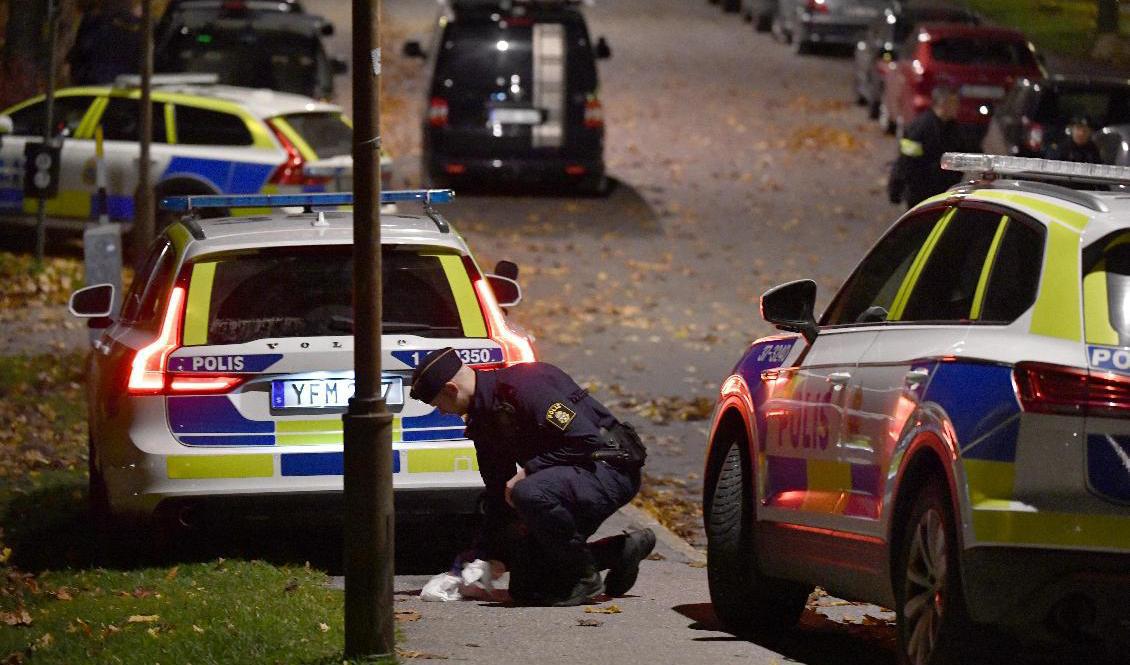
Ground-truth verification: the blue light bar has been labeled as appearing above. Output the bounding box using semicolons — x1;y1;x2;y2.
159;189;455;212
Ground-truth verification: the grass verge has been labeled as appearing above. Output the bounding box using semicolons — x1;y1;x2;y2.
0;354;394;665
963;0;1130;60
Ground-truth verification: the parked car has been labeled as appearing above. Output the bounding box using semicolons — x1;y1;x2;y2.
774;0;889;55
404;0;611;193
741;0;777;32
68;190;536;531
880;23;1044;138
984;75;1130;159
155;0;345;100
853;3;980;119
0;78;389;237
705;152;1130;663
1095;123;1130;165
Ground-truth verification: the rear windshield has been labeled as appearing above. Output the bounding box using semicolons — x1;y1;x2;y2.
181;246;481;345
930;38;1035;67
1084;232;1130;347
280;112;352;158
161;30;321;95
1036;87;1130;127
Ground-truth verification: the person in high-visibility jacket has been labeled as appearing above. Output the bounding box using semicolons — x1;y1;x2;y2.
887;85;965;208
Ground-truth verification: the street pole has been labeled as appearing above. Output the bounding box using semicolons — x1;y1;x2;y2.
34;0;59;264
343;0;393;658
134;0;155;263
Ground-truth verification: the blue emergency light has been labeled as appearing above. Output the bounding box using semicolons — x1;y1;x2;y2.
159;189;455;212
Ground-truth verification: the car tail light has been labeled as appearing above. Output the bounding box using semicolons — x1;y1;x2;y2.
127;286;246;395
1023;118;1044;153
583;95;603;129
565;165;586;176
444;163;467;175
428;97;449;128
1013;361;1130;418
806;0;829;13
267;120;329;186
473;278;536;366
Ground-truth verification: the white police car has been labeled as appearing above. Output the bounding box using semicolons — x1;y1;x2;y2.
705;155;1130;662
68;190;534;529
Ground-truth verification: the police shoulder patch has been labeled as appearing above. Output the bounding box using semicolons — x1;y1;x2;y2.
546;402;576;431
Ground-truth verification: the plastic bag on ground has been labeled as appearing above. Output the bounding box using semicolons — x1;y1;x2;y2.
420;572;462;602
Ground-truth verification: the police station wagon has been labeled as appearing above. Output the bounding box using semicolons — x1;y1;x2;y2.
705;154;1130;663
68;190;534;531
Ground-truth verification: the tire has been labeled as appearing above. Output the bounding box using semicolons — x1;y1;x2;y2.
706;438;809;638
894;480;971;665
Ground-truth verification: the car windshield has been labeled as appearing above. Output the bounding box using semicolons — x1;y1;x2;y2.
187;246;468;345
162;29;321;95
930;38;1035;67
1036;87;1130;126
281;112;352;158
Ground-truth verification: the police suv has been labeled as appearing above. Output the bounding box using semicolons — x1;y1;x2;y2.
68;190;534;530
705;155;1130;662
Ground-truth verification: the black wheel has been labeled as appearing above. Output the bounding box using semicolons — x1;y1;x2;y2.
894;480;971;665
88;439;111;531
706;438;809;638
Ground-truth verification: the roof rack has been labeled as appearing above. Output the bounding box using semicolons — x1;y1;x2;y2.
159;189;456;233
942;152;1130;187
112;73;221;88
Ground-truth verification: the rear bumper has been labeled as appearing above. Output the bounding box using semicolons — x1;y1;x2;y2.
962;545;1130;650
799;15;871;44
426;154;605;186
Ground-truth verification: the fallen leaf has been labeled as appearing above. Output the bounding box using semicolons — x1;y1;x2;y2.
583;605;621;614
32;633;52;650
687;560;707;568
165;567;179;581
395;609;422;622
146;627;161;638
52;588;72;601
576;618;603;627
396;648;448;660
127;615;159;624
192;625;205;634
318;622;330;632
1;610;32;626
284;579;299;593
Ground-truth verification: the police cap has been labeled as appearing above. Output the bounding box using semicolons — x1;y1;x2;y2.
409;347;463;404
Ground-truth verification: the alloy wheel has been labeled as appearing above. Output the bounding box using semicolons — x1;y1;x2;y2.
903;507;947;665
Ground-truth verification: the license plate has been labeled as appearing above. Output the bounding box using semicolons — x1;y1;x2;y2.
271;377;403;409
489;108;542;125
960;85;1005;100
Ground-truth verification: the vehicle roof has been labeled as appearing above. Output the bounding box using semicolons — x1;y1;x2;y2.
47;84;340;117
167;6;328;36
954;180;1130;245
916;23;1029;41
177;212;471;259
449;0;586;22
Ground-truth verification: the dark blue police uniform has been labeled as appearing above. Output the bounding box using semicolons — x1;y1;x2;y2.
464;362;640;601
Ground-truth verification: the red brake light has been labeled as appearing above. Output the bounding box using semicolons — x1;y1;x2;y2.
168;375;245;394
428;97;450;128
806;0;829;13
1013;362;1130;418
473;278;536;366
128;287;186;395
583;95;603;129
267;120;329;186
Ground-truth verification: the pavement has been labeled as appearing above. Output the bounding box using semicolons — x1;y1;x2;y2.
329;506;897;665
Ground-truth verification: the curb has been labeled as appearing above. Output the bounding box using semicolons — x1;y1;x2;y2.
617;503;706;564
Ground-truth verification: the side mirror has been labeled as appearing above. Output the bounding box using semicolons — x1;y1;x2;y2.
486;274;522;308
493;259;519;281
0;114;11;134
69;284;115;328
331;57;348;75
595;37;611;59
402;40;426;59
320;21;335;37
760;279;818;344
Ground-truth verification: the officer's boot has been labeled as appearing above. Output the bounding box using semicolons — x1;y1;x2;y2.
549;547;603;607
602;528;656;596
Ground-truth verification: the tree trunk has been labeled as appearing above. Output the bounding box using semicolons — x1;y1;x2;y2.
1098;0;1120;35
0;0;81;109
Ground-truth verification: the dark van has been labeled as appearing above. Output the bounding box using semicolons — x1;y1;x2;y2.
404;0;611;193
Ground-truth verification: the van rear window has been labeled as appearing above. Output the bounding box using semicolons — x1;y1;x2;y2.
930;38;1035;67
181;246;479;345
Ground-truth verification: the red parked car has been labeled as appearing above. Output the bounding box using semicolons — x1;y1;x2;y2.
879;23;1044;138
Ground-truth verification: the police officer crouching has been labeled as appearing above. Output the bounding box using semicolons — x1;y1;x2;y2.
410;348;656;606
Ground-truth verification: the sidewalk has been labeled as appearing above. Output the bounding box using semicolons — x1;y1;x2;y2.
338;506;896;665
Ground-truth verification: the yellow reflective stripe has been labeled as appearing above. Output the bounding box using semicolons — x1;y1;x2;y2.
964;459;1015;505
972;509;1130;550
25;190;90;217
277;419;343;434
167;223;192;255
277;433;341;446
889;208;955;320
1030;222;1082;340
970;216;1009;320
404;447;479;473
806;459;850;493
269;116;317;160
1083;268;1119;345
182;261;216;346
77;97;108;138
899;138;924;157
164;103;177;143
167;454;274;479
430;254;488;337
971;190;1090;232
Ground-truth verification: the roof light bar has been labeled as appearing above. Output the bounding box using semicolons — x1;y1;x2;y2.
942;152;1130;186
159;189;455;212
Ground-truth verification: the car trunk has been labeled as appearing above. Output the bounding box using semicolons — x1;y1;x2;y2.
928;37;1041;124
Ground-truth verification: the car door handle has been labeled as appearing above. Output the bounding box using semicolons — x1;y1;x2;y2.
904;369;929;385
826;372;852;385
